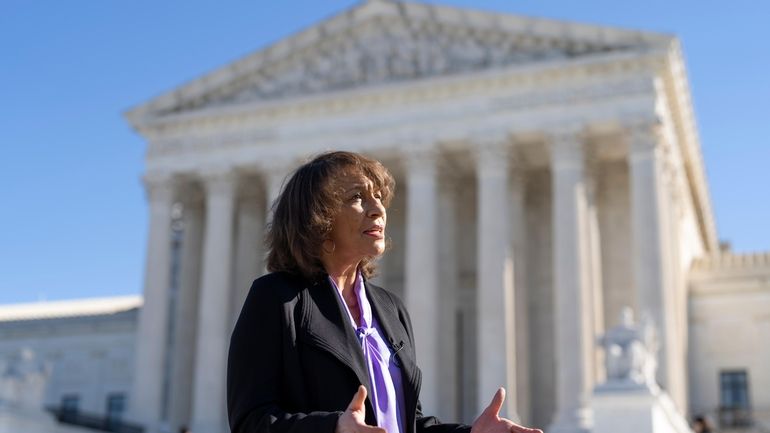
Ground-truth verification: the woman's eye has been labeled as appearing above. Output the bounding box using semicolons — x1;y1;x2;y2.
351;193;363;201
374;192;383;200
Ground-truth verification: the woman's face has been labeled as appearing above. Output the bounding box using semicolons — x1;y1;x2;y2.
327;173;387;265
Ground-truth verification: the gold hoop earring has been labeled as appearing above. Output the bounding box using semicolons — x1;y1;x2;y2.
322;239;336;255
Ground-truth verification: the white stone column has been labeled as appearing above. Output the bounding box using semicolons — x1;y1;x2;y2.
475;137;519;420
510;161;531;424
129;173;176;433
168;198;203;432
628;120;677;406
436;173;459;422
585;160;606;385
262;164;291;275
232;188;264;327
548;128;594;433
264;165;290;219
404;148;440;414
191;169;237;433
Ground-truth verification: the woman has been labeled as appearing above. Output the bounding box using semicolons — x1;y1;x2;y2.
227;151;541;433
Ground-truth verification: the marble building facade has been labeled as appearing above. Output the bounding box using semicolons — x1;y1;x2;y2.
124;1;714;432
0;1;754;433
0;296;140;422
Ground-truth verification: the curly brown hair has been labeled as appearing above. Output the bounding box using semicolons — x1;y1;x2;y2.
266;151;395;280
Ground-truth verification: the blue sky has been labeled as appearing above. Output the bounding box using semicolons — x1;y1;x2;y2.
1;0;768;304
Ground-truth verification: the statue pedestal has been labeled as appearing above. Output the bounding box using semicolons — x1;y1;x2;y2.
592;385;692;433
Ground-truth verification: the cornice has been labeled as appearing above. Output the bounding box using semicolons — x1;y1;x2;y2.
689;252;770;299
0;296;143;323
691;251;770;273
658;41;718;253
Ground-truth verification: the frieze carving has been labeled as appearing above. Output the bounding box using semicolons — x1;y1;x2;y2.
491;77;652;111
148;128;276;158
164;9;646;115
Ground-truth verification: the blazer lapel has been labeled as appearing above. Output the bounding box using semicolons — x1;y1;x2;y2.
301;279;373;401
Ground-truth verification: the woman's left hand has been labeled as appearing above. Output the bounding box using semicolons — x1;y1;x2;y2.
470;388;543;433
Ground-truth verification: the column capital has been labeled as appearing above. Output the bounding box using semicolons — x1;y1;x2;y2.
142;171;176;204
548;125;585;168
256;158;298;217
626;117;664;156
405;146;439;175
199;166;238;198
261;156;299;190
469;129;509;146
472;132;511;172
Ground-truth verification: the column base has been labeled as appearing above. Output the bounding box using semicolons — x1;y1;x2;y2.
547;407;593;433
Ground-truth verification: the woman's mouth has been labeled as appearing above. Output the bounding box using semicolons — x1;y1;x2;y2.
363;226;384;239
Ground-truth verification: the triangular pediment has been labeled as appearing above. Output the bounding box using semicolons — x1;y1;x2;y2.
128;0;672;122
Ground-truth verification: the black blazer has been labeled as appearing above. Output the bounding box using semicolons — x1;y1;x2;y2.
227;271;471;433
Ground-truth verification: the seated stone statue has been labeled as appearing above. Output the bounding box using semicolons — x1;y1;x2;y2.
0;348;50;409
597;307;659;391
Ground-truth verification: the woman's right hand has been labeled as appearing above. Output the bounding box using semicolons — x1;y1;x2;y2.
471;388;542;433
336;386;387;433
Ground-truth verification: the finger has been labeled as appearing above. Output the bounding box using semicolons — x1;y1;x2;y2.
483;387;505;418
359;427;386;433
503;417;542;433
347;385;367;412
509;423;543;433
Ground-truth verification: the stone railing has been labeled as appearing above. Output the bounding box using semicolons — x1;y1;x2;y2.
691;251;770;272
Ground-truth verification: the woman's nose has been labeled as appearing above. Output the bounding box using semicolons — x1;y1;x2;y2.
367;199;385;218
